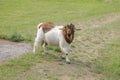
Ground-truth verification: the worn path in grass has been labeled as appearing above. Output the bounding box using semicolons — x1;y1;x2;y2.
0;39;32;63
74;13;120;62
70;13;120;80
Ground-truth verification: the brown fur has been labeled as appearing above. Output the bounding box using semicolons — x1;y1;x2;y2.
62;24;75;44
39;22;56;33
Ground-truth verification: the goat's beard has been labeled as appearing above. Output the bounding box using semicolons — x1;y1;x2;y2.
62;30;74;44
67;34;73;41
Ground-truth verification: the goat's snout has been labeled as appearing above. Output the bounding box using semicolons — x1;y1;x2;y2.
68;33;71;37
67;29;72;36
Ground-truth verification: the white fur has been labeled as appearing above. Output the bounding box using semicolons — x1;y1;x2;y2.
33;23;71;63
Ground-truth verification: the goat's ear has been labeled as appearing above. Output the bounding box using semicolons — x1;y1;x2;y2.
70;23;76;31
73;27;76;32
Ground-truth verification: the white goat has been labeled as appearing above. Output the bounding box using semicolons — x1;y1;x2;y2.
33;22;75;64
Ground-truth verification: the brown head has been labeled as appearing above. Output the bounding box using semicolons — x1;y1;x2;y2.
62;23;75;44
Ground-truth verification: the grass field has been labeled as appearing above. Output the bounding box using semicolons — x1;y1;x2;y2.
0;0;120;80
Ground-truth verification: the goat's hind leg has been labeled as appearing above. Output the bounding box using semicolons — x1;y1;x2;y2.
33;38;38;54
42;42;49;54
33;37;42;54
33;27;45;54
33;34;44;54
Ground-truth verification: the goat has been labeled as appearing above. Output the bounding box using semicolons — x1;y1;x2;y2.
33;22;75;64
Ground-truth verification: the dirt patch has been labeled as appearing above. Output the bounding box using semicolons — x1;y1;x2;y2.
19;61;102;80
0;39;32;63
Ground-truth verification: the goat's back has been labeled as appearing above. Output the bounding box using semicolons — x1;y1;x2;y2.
45;26;63;46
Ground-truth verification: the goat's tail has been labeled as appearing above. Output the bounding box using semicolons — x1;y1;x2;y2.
37;23;43;29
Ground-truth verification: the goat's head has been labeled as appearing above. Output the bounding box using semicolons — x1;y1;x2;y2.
62;23;75;44
65;23;75;36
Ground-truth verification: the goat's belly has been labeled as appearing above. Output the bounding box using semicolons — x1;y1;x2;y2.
45;32;59;46
46;38;59;46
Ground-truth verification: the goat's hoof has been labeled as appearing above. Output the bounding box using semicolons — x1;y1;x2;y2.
67;62;71;64
61;56;65;59
33;51;36;54
66;61;71;64
33;53;36;54
43;51;49;54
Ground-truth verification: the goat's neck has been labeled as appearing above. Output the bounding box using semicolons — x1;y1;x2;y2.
62;31;74;44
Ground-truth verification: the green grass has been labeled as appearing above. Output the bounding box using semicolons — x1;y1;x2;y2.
0;0;120;80
0;0;120;42
0;52;59;80
94;38;120;80
91;18;120;80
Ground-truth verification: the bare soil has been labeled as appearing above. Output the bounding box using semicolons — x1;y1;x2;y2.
0;39;32;63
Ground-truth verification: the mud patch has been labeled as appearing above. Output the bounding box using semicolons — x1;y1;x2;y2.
0;39;32;63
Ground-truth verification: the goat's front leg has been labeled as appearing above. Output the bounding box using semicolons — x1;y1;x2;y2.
66;54;70;64
60;46;71;64
64;50;70;64
59;44;66;59
61;52;65;59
